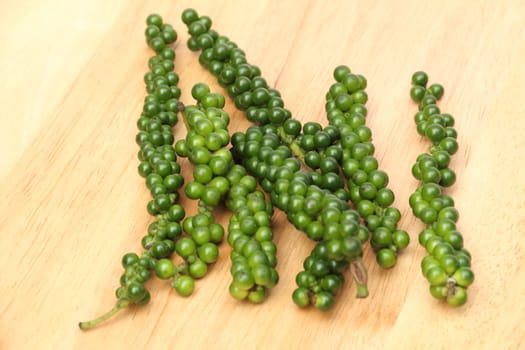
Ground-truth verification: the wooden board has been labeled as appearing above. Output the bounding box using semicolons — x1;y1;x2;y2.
1;1;525;349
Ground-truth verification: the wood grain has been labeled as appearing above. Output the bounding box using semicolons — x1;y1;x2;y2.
1;1;525;349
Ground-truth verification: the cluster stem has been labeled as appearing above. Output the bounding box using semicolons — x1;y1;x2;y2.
78;299;130;330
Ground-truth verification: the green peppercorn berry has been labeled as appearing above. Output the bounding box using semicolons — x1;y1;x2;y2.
368;170;389;188
149;37;165;52
324;239;342;260
419;95;437;111
437;253;458;275
366;215;381;231
187;37;199;51
416;121;428;136
342;74;361;93
162;28;177;44
423;104;440;117
412;71;428;87
295;271;314;288
439;137;459;155
372;226;392;247
146;14;163;27
333;65;351;82
428;83;444;99
410;85;426;102
316;174;337;192
162;48;176;61
429;285;447;300
189;259;208;279
419;207;438;224
320;275;343;294
456;255;471;268
432;242;455;260
314;292;335;311
452;267;474;288
173;275;195;297
309;257;331;277
421;255;440;275
376;188;395;207
447;286;467;307
420;183;441;201
199;16;212;30
145;25;161;40
352;90;368;104
439;195;454;208
357;199;375;217
155;258;175;279
393;230;410;249
166;222;182;239
281;118;300;137
248;287;267;304
198;242;219;264
292;288;310;307
335;94;353;111
438;207;459;222
314;131;332;148
175;237;196;258
425;124;446;143
358;182;377;200
376;249;396;268
153;160;172;177
233;270;255;290
341;237;362;259
441;113;455;127
196;33;214;50
424;236;444;255
421;167;441;183
191;83;211;101
229;282;249;300
164;174;184;192
185;181;205;199
192;225;211;245
434;218;455;235
425;266;448;286
154;193;172;212
127;282;146;302
189;20;207;37
439;168;456;187
192;164;212;184
201;186;222;207
121;252;140;268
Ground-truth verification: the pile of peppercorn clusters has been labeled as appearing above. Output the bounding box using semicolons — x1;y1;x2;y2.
79;9;473;330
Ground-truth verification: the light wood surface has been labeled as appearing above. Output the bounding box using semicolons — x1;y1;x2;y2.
1;1;525;349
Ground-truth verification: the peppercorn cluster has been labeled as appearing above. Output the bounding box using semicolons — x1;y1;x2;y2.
175;83;279;302
226;164;278;303
409;71;474;307
79;14;185;330
325;66;410;268
122;13;185;307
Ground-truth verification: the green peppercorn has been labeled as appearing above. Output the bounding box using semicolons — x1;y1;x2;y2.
412;71;428;87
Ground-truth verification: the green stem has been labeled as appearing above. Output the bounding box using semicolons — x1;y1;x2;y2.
176;261;189;275
277;126;305;163
180;104;190;131
289;142;306;163
350;258;369;298
79;299;130;330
